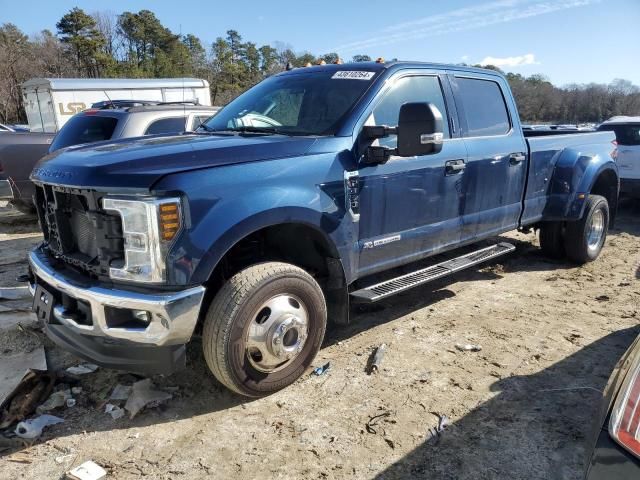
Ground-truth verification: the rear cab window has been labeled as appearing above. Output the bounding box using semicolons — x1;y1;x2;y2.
50;114;118;151
455;77;511;137
597;124;640;146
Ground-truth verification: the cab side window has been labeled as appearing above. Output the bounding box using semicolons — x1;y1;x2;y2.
145;116;187;135
370;76;450;148
456;77;510;137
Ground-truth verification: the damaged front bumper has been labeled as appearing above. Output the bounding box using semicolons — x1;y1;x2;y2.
28;248;206;374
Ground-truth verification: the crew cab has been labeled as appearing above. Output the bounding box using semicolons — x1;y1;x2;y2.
26;62;619;397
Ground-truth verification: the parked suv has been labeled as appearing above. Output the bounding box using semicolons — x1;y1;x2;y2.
597;116;640;197
0;101;220;212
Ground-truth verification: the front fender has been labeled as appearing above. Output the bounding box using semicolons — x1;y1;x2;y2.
154;156;355;286
543;145;618;221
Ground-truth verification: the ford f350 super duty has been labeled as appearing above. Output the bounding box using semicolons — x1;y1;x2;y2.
26;62;619;397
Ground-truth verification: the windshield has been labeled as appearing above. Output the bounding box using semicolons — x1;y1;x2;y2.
202;70;378;136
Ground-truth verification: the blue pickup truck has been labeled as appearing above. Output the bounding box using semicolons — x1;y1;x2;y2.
27;62;618;396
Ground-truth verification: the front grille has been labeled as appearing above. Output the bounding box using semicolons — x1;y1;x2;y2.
34;184;124;278
70;209;98;257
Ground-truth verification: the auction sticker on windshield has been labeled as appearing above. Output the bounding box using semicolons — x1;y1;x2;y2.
332;71;376;80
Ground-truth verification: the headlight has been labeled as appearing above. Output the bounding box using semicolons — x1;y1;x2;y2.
102;196;182;283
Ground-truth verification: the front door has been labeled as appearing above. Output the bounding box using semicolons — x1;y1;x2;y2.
357;74;468;277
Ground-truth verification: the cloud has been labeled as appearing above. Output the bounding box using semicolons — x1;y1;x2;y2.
479;53;539;67
332;0;599;53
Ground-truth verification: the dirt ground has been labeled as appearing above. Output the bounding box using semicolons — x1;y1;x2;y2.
0;199;638;480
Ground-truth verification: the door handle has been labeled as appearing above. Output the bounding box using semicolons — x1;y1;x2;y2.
445;159;466;175
509;152;526;165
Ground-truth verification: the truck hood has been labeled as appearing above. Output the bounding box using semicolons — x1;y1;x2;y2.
30;133;318;190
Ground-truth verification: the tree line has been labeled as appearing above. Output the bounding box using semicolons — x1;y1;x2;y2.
1;7;639;125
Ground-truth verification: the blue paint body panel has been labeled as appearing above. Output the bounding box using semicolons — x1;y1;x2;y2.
30;62;618;290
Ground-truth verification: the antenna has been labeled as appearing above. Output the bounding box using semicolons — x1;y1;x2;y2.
103;90;114;108
180;24;187;133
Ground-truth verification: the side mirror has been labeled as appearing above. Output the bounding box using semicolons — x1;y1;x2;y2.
361;102;444;165
396;102;444;157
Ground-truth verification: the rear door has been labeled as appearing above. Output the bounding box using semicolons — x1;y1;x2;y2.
450;74;527;242
357;72;468;276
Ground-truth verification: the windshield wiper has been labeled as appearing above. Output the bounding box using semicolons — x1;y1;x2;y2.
196;125;315;137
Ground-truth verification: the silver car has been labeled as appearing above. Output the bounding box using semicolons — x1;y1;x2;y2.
3;102;220;211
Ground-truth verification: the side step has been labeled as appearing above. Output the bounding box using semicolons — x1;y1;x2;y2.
350;242;515;302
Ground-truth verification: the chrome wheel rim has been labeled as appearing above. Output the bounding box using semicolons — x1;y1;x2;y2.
587;209;605;252
246;294;309;373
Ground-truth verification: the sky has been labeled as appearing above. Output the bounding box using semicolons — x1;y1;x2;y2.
1;0;638;86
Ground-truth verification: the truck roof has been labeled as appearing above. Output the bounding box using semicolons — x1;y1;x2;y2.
275;61;504;78
21;78;210;91
601;116;640;124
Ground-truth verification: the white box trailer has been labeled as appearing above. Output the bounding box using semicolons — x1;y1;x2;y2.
21;78;211;133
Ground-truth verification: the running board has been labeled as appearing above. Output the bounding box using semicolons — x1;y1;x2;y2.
350;242;515;302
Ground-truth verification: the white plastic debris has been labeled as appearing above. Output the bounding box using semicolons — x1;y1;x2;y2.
455;343;482;352
109;384;132;401
66;398;76;408
65;364;99;375
36;389;72;414
104;403;125;420
66;460;107;480
55;454;75;464
124;379;172;419
15;414;64;439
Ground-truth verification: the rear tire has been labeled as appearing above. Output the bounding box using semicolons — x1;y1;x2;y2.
202;262;327;397
564;195;609;264
539;222;565;259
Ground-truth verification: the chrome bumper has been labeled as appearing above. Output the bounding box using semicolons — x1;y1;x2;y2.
0;179;12;199
28;249;206;346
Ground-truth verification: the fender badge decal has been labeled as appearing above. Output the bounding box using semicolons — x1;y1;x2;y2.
364;235;401;249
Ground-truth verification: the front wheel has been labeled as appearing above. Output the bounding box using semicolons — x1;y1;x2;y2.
202;262;327;397
564;194;609;264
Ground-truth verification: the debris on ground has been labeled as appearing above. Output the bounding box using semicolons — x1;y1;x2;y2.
14;414;64;439
365;411;392;435
1;369;55;429
104;403;125;420
109;384;132;401
124;379;173;419
36;389;72;414
66;460;107;480
369;344;387;374
1;345;47;408
426;413;451;445
455;343;482;352
0;286;31;300
65;364;99;375
66;398;76;408
312;362;331;376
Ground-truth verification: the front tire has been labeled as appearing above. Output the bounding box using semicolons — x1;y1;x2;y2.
202;262;327;397
564;194;609;264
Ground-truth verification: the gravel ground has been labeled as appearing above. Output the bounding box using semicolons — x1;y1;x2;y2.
0;199;638;480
